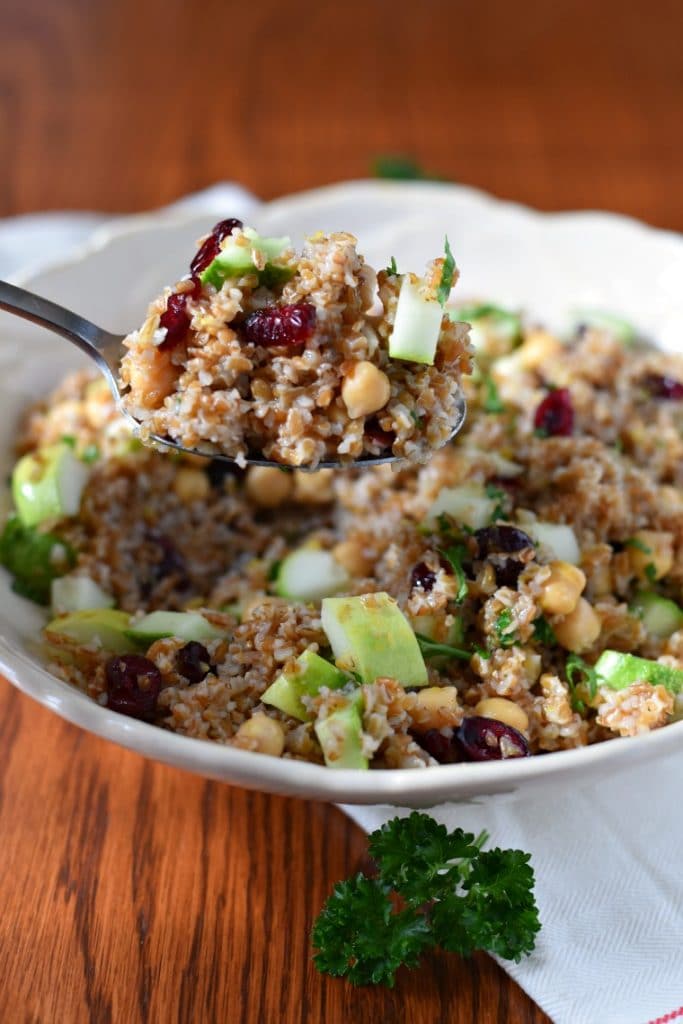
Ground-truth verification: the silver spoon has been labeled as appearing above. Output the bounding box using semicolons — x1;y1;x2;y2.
0;279;466;469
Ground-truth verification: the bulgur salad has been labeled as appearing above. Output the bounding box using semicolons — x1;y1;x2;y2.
3;303;683;769
119;221;471;467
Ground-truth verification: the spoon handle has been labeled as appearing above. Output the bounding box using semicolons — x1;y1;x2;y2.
0;279;123;375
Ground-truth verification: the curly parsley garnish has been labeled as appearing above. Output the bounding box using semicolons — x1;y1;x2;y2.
312;812;540;987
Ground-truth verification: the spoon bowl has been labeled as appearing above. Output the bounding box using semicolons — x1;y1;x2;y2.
0;278;465;469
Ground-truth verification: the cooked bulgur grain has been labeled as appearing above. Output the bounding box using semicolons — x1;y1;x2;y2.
119;223;471;468
4;305;683;769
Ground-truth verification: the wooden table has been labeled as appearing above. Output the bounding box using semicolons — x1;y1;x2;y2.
1;2;681;1020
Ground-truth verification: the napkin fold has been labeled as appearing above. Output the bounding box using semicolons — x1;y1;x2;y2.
2;185;682;1024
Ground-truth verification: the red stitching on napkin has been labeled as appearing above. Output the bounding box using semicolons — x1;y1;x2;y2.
648;1007;683;1024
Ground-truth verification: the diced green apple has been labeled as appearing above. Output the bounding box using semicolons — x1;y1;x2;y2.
44;609;134;654
125;610;227;643
314;693;368;769
275;546;348;603
524;521;580;565
388;275;443;364
12;444;90;527
321;592;428;687
51;575;115;615
262;649;348;721
425;482;497;531
630;592;683;639
594;650;683;694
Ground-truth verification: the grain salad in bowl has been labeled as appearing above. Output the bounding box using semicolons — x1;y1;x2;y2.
4;304;683;770
118;220;471;468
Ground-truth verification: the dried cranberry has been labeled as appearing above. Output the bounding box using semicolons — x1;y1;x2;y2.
176;641;213;685
456;716;530;761
241;302;316;349
364;418;395;449
411;561;437;592
534;388;574;436
159;292;191;349
190;217;243;276
645;374;683;400
475;525;534;558
415;729;461;764
493;559;524;588
206;458;245;489
105;655;162;720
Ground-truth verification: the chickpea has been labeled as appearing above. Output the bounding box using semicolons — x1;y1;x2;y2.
245;466;294;508
173;467;211;503
474;697;529;734
538;561;586;616
553;597;601;653
341;361;391;419
332;539;373;577
411;686;461;730
294;468;334;504
516;329;563;371
234;714;285;757
627;530;674;582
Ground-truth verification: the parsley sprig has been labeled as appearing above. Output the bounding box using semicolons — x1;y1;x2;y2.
312;812;540;987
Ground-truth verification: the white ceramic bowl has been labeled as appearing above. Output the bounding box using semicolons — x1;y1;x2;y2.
1;181;681;807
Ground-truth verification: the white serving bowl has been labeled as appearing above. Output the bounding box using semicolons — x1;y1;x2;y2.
1;181;681;807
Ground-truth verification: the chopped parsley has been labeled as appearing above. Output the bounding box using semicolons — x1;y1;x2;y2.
436;236;456;307
565;654;599;713
533;616;557;646
267;559;282;583
482;374;505;414
81;443;100;464
312;812;540;987
439;543;469;604
385;256;399;276
484;482;508;522
624;537;653;555
410;409;424;428
493;608;517;648
415;633;470;661
645;562;658;583
59;434;77;449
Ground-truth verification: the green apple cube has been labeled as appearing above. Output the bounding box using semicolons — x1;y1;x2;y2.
275;546;348;603
321;592;428;687
200;230;291;288
125;610;227;643
594;650;683;694
51;575;114;615
425;482;497;531
262;649;348;721
388;275;443;364
630;592;683;639
12;444;90;527
45;608;134;654
525;521;580;565
314;693;368;769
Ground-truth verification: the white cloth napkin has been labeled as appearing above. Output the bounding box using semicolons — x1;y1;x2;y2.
2;184;682;1024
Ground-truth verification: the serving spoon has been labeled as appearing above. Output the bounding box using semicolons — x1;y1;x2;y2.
0;279;466;469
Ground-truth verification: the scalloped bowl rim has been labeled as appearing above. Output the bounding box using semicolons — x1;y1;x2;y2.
1;180;681;806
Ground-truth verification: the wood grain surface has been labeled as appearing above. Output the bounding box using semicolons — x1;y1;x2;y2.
0;1;681;1021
